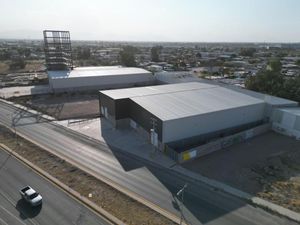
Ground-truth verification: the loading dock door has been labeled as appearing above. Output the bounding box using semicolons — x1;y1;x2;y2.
150;128;158;147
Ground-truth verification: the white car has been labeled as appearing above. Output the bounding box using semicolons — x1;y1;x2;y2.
19;186;43;207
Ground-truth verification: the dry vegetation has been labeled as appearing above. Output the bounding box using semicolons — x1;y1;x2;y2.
12;93;100;120
255;151;300;213
0;60;44;74
0;125;175;225
184;132;300;214
0;61;9;74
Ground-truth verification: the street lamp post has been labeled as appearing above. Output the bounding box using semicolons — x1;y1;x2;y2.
12;112;17;146
176;183;188;225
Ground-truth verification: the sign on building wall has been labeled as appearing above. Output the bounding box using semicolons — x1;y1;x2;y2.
182;150;197;161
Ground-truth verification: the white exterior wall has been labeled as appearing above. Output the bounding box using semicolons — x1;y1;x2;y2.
271;108;300;139
162;102;265;143
50;73;154;92
178;123;271;163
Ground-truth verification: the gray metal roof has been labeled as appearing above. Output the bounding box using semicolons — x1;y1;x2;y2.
100;82;216;99
277;107;300;116
48;66;151;79
223;84;298;107
197;78;298;107
130;85;265;121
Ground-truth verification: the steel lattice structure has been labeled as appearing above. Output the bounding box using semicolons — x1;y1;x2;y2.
43;30;73;71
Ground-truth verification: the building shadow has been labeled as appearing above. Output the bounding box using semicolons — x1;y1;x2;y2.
98;117;257;225
97;113;300;225
16;199;42;220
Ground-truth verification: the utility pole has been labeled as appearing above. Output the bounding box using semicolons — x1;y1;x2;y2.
12;113;15;140
176;183;188;225
11;111;19;148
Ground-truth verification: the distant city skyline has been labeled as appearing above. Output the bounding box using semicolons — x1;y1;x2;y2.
1;0;300;42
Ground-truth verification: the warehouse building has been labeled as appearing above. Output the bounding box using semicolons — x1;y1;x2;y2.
99;82;267;154
48;66;154;92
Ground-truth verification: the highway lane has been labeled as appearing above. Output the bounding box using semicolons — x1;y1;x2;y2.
0;149;111;225
0;101;298;225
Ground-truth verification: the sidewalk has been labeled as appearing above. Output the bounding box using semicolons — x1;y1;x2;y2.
57;118;176;168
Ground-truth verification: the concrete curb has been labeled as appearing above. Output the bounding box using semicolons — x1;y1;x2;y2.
173;166;300;223
0;125;184;225
2;98;300;223
0;144;124;225
251;197;300;223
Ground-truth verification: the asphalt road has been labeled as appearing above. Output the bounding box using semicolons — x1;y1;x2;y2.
0;148;111;225
0;101;298;225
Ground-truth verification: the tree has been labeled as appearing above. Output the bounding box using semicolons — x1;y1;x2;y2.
281;76;300;103
245;69;283;96
0;49;11;60
240;48;256;57
24;48;31;58
269;58;282;72
245;58;300;103
151;46;162;62
119;46;138;67
231;53;237;58
196;52;202;58
222;67;231;76
9;58;26;70
77;47;91;60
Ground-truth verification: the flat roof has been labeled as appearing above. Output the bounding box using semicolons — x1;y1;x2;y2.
197;78;298;106
131;86;264;121
48;66;151;79
277;107;300;116
100;82;216;100
223;84;298;106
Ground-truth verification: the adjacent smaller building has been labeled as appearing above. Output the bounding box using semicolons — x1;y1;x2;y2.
48;66;154;92
272;107;300;139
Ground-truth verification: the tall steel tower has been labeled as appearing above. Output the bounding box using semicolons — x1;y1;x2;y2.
43;30;73;71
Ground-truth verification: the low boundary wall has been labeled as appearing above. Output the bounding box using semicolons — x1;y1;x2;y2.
174;123;271;163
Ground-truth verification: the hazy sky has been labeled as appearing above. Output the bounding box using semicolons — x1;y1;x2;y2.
1;0;300;42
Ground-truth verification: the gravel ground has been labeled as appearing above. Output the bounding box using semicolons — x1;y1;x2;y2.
0;125;175;225
184;131;300;213
11;93;100;120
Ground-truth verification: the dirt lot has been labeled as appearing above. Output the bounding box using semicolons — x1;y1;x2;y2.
0;60;45;74
0;124;175;225
12;93;100;120
0;62;9;74
184;131;300;213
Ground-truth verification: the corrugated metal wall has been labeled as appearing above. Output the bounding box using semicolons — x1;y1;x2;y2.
163;102;265;143
99;92;116;118
51;73;154;92
129;100;163;142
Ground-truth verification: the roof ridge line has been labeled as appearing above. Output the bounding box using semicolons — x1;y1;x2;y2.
130;85;219;99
